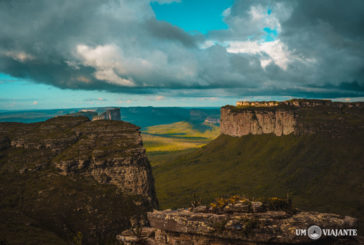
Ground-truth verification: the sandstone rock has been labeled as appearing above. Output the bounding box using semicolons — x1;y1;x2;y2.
251;201;264;212
223;201;250;213
92;108;121;121
0;116;158;208
119;205;359;245
192;205;208;213
220;107;296;136
221;99;364;137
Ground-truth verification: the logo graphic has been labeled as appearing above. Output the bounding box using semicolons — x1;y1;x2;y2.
307;225;322;240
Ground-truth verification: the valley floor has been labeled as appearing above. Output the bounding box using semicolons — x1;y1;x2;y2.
148;133;364;232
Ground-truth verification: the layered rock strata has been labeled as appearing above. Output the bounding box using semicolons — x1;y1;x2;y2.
221;99;364;137
221;107;296;136
118;199;359;245
92;108;121;121
0;116;158;207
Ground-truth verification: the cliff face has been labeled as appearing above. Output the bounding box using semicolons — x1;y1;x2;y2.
221;107;296;136
92;108;121;121
0;116;158;243
221;99;364;137
2;116;157;207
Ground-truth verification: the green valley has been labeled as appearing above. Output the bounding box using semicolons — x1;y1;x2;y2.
142;121;219;163
152;133;364;227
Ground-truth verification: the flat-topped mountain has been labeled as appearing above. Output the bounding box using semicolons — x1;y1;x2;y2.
0;116;157;244
153;99;364;237
235;99;363;108
221;99;364;137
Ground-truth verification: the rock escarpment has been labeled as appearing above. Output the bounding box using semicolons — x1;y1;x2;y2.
0;116;157;207
221;99;364;137
0;116;158;243
221;107;296;136
92;108;121;121
53;120;157;207
118;197;359;245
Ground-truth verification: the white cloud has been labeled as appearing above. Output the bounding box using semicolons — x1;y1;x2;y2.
76;44;135;86
260;58;272;69
200;40;217;49
226;40;315;70
3;51;34;62
94;69;134;87
75;43;196;87
249;5;266;21
76;44;123;71
222;7;231;17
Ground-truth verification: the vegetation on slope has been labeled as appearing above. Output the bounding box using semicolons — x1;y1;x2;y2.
142;121;219;154
153;133;364;226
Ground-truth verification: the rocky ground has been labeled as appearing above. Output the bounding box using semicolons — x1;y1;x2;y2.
118;196;359;245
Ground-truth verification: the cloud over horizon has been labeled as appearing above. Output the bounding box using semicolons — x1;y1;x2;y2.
0;0;363;99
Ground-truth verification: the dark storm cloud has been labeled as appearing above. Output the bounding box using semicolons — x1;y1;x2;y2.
144;19;199;47
283;0;364;40
0;0;364;98
276;0;364;94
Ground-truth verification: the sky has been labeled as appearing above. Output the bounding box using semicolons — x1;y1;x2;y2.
0;0;364;110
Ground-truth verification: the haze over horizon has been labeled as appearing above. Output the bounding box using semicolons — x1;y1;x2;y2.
1;0;364;110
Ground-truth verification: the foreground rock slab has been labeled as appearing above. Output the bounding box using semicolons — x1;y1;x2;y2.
118;201;359;245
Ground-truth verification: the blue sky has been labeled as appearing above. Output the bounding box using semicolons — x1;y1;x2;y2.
0;0;363;110
151;0;234;34
0;72;295;110
0;72;243;109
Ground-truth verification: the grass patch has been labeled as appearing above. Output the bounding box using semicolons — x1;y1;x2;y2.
142;121;219;153
152;133;364;228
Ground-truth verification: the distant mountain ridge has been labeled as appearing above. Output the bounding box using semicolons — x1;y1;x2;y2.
0;107;220;129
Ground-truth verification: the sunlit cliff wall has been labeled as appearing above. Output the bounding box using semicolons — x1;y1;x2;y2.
221;99;364;137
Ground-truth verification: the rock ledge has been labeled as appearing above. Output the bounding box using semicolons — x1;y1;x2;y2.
118;197;359;244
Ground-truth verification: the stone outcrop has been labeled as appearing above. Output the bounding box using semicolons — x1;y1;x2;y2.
236;99;363;108
66;108;121;121
118;197;359;244
221;99;364;137
236;101;281;107
66;109;98;120
221;107;296;136
0;116;157;208
92;108;121;121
